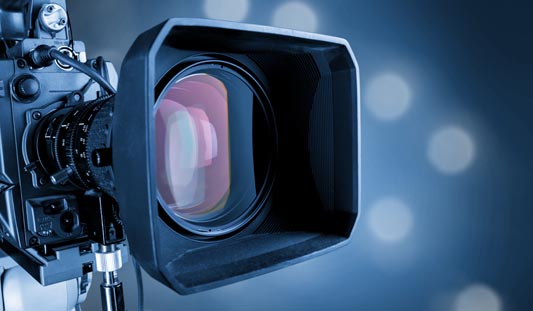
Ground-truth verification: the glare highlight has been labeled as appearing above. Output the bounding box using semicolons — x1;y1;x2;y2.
272;2;318;32
365;73;411;121
204;0;249;22
454;284;502;311
368;198;414;243
428;126;475;175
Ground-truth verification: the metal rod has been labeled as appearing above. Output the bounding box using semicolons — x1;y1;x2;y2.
100;276;124;311
97;244;125;311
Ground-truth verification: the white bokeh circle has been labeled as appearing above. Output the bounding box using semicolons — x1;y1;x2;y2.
204;0;249;22
365;73;411;121
428;126;475;175
368;198;414;243
454;284;502;311
272;2;318;33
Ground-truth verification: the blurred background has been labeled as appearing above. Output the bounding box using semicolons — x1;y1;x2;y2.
68;0;533;310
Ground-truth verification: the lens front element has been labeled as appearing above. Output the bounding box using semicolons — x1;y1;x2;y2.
155;63;275;236
156;74;230;221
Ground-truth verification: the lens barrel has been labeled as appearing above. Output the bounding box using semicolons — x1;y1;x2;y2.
34;95;115;194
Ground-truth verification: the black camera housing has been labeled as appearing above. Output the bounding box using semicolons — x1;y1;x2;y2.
0;0;126;287
115;19;360;294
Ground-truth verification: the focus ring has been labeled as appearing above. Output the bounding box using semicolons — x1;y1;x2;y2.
62;104;92;189
65;95;114;191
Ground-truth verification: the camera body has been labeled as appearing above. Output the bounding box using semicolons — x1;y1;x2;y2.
0;0;124;287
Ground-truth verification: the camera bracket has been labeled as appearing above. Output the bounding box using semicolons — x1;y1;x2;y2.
0;252;92;311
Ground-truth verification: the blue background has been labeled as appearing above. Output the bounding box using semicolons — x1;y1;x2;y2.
68;1;533;310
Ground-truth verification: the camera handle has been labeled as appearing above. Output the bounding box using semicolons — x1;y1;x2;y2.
95;244;125;311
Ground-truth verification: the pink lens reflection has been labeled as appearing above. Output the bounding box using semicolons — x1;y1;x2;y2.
155;74;230;220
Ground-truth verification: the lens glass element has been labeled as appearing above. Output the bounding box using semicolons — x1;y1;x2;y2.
155;63;274;236
156;74;230;221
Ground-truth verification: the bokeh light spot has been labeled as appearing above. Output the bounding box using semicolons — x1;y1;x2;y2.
368;198;414;243
454;284;502;311
272;2;318;32
204;0;249;22
428;126;475;175
365;73;411;121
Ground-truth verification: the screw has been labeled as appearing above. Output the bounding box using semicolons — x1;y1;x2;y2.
47;5;54;13
73;93;81;102
39;177;47;185
59;18;66;25
29;236;38;245
16;59;26;69
32;111;42;120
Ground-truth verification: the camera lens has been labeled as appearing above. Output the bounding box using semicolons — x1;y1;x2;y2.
155;60;276;236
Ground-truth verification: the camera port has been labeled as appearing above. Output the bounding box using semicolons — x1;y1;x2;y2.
60;211;76;233
55;47;77;71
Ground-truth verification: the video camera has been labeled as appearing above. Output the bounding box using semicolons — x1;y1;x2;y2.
0;1;359;310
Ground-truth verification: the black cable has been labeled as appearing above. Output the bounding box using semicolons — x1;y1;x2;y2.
67;12;74;49
95;56;109;96
48;48;116;95
96;56;109;81
131;256;144;311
